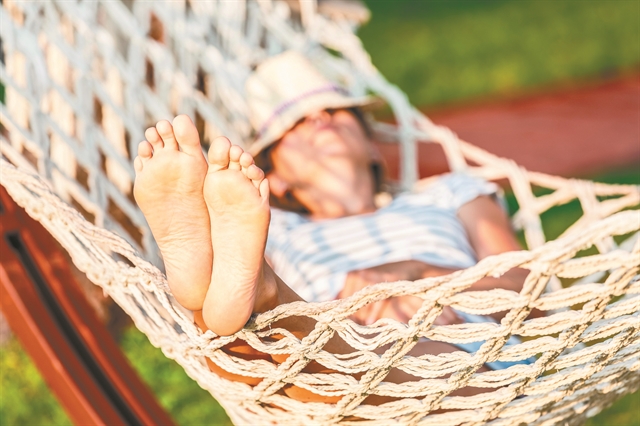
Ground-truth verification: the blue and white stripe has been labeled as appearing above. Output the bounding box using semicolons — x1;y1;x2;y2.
266;173;500;302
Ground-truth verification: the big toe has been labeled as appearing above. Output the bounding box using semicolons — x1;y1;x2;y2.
173;115;202;156
208;137;232;172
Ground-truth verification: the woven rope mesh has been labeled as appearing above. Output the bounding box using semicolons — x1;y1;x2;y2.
1;1;639;424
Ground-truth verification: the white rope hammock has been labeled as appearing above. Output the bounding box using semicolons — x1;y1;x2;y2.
1;1;639;424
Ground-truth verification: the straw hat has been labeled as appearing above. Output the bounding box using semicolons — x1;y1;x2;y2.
245;51;378;156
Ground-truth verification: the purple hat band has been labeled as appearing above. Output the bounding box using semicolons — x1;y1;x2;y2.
257;84;349;138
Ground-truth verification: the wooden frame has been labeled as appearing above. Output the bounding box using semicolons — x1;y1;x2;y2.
0;187;175;426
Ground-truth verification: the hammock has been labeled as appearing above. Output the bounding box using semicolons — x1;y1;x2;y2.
1;1;639;424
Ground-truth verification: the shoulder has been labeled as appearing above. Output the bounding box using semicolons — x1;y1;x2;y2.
405;172;500;211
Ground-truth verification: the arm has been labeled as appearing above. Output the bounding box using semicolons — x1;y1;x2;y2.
456;195;529;293
340;195;537;322
338;260;462;325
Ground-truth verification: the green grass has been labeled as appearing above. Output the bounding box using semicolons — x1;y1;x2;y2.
0;328;232;426
586;392;640;426
0;339;72;426
359;0;640;108
119;328;232;425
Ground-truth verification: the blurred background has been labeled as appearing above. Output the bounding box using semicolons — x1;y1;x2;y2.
1;0;638;425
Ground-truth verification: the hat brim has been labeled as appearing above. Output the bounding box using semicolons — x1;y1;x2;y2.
248;94;382;156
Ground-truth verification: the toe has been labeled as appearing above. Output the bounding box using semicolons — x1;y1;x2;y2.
239;152;254;169
156;120;179;150
246;164;264;188
173;115;202;156
138;140;153;160
145;127;164;150
228;145;243;171
259;178;270;201
134;156;143;173
134;140;153;173
208;137;232;171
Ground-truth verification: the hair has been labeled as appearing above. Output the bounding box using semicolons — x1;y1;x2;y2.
254;107;385;214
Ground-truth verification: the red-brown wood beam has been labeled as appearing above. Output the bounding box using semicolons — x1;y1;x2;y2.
0;186;176;426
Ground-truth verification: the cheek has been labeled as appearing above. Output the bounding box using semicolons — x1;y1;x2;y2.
278;132;313;160
333;112;365;135
332;113;368;148
272;141;314;182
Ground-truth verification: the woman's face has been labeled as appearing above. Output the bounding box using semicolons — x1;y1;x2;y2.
269;109;373;218
269;108;372;192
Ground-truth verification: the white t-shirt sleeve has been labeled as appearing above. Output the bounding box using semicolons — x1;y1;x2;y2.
392;173;501;211
436;173;500;211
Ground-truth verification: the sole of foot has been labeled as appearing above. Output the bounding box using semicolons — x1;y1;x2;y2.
133;115;212;311
201;137;274;336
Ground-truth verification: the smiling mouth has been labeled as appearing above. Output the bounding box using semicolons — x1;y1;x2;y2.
312;127;344;147
314;141;350;157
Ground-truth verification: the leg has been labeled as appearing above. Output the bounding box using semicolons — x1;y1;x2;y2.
201;138;276;336
133;115;212;310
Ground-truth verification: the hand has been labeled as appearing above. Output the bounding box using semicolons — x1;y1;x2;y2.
340;260;426;297
338;261;461;325
339;260;423;325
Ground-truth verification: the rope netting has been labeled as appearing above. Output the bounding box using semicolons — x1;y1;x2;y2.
1;1;639;424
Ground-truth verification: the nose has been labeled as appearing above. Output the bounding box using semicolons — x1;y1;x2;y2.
304;109;332;127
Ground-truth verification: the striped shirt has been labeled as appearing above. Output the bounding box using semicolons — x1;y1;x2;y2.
266;173;499;303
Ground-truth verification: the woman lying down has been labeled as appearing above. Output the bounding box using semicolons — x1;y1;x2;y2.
133;51;537;404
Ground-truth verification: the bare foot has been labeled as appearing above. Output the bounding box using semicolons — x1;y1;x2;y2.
201;138;275;336
133;115;212;310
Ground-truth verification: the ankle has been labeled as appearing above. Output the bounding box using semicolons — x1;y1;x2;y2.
253;261;281;313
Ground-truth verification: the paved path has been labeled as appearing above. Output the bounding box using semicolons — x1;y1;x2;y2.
378;75;639;180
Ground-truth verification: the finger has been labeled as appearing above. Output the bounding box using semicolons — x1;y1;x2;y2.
341;271;362;298
365;299;389;325
360;270;391;285
390;298;412;323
